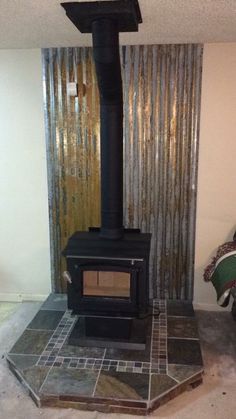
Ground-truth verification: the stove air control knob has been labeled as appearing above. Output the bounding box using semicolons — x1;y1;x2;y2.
62;271;72;284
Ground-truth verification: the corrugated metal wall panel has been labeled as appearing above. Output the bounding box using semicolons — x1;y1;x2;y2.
42;44;202;298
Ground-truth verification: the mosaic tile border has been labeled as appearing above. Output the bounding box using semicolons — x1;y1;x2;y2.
35;300;167;374
38;356;152;374
150;300;167;374
36;311;77;365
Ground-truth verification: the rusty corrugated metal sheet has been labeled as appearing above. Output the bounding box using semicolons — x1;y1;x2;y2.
42;44;202;298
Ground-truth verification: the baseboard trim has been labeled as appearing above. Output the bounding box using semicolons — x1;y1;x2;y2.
0;293;49;303
193;301;232;312
0;294;232;311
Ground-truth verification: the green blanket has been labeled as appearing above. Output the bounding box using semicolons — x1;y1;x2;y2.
204;240;236;306
211;254;236;306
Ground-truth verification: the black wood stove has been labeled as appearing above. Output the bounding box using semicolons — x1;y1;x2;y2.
61;0;151;349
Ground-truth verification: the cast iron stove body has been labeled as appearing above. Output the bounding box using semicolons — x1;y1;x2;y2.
61;1;151;346
63;228;151;317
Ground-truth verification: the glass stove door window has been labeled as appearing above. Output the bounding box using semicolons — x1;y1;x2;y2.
83;271;130;298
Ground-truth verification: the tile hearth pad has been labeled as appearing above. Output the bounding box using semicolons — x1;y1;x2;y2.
6;294;203;415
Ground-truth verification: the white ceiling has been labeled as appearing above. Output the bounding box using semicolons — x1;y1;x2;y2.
0;0;236;49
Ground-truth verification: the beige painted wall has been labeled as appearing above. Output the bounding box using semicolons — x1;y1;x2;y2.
194;43;236;310
0;49;51;300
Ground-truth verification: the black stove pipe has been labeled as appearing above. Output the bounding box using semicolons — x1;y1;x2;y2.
92;19;124;240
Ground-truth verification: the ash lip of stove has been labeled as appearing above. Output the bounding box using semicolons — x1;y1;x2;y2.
61;1;151;349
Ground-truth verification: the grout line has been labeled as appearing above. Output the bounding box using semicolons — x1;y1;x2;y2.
167;315;195;319
168;362;204;368
167;336;199;341
26;328;56;332
38;362;55;394
7;353;40;357
40;308;67;311
162;369;204;398
166;372;180;383
92;348;107;397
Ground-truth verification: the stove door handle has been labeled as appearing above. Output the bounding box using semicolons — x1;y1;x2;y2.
62;270;72;284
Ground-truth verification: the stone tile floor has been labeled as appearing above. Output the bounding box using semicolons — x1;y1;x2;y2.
6;295;204;415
